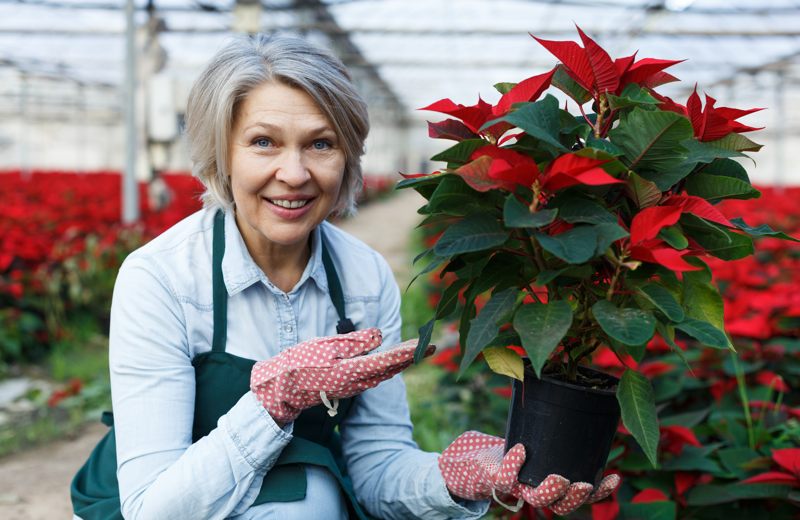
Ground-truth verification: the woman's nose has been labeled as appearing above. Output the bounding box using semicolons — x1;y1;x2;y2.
274;150;311;186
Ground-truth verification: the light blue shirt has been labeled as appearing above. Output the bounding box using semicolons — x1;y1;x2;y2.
107;207;488;520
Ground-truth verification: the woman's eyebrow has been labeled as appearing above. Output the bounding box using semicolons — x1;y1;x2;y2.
242;122;335;136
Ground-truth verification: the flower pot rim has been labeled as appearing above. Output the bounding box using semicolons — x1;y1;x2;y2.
524;361;619;396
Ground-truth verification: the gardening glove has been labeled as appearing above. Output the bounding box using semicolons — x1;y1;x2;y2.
250;328;430;425
438;431;619;516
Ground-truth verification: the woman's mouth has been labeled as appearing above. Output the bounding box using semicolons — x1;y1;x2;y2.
268;198;310;209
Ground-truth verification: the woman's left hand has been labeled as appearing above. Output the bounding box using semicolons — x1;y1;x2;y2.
438;431;619;516
250;328;432;425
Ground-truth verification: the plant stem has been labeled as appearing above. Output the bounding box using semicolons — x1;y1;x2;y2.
730;352;756;449
594;95;608;139
525;284;543;304
606;257;623;301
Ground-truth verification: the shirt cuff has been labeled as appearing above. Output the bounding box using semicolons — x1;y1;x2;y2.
424;454;491;519
219;391;293;471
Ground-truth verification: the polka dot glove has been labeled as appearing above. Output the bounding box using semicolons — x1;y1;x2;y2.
250;328;429;425
438;431;620;515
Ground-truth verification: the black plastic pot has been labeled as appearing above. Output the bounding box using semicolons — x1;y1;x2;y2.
504;361;621;487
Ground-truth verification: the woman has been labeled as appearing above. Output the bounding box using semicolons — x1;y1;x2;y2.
71;34;617;519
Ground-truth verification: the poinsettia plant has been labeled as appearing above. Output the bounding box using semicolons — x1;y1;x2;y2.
400;26;799;468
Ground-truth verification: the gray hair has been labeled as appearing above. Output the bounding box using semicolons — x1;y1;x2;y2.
185;34;369;216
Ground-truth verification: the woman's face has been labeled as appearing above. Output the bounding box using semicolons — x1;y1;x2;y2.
228;81;346;258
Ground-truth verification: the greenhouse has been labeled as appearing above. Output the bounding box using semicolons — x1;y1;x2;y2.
1;1;799;518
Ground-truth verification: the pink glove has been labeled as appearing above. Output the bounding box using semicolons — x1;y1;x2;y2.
250;328;427;425
438;431;619;516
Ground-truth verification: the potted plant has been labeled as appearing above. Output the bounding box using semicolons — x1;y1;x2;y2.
400;26;798;488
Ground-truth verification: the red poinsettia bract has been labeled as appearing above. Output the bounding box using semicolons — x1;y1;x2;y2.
657;87;763;142
742;448;800;487
626;194;735;271
421;68;555;142
533;25;681;100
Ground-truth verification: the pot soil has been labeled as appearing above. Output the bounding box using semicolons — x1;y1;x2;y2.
504;361;620;487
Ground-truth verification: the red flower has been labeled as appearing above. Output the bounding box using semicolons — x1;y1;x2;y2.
540;153;622;192
420;68;555;142
660;425;701;456
533;25;680;100
755;370;790;393
469;145;541;192
631;488;669;503
742;448;800;487
658;87;763;142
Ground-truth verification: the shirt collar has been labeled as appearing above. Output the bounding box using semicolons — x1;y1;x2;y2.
220;209;328;296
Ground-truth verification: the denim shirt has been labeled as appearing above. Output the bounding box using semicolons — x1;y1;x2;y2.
108;208;488;520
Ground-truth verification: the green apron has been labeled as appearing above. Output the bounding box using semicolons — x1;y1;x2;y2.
71;210;371;519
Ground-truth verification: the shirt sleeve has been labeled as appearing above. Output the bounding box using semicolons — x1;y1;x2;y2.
110;255;293;519
339;252;490;520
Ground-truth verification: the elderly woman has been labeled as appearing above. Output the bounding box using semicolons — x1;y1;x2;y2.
71;35;617;519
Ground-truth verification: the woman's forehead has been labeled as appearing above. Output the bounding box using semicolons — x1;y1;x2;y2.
235;82;333;131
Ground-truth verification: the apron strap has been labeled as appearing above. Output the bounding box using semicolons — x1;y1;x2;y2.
320;232;355;334
211;209;228;353
211;210;356;354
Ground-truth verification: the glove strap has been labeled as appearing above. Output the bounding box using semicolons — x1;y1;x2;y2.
319;390;339;417
492;489;524;512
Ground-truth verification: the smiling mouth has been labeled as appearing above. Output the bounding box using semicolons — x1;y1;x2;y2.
268;198;312;209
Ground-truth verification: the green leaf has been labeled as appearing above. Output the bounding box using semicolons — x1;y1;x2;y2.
584;136;625;157
483;346;524;380
552;64;591;104
483;95;568;152
682;268;726;333
435;279;468;320
609;108;694;190
606;83;659;111
711;133;763;153
658;225;688;249
660;408;709;428
731;217;800;242
617;369;660;468
535;227;597;264
430;139;486;165
687;484;793;506
503;195;558;228
681;138;744;166
682;215;754;260
396;174;442;191
717;447;761;479
625;171;662;209
703;157;750;182
593;223;630;256
414;319;435;363
513;300;573;378
593;300;656;346
675;319;730;349
493;82;516;95
536;265;593;286
620;501;676;520
685;172;761;202
639;284;685;322
460;288;519;376
662;445;724;473
434;214;508;257
426;175;488;216
551;194;617;225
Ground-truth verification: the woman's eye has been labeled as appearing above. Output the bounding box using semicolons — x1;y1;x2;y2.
253;137;272;148
312;139;332;151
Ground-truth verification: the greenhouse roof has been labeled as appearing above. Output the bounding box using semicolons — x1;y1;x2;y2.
2;0;799;132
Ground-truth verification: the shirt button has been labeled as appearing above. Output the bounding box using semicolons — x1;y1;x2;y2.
284;324;293;333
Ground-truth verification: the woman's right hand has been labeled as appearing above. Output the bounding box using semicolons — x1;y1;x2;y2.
250;328;430;425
